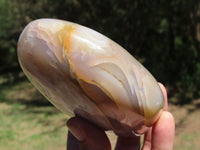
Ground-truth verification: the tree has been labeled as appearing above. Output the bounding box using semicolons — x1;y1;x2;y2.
0;0;199;101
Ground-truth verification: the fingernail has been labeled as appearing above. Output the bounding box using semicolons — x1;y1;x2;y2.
67;122;85;141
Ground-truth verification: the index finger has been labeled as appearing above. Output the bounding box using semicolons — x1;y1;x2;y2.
158;82;168;111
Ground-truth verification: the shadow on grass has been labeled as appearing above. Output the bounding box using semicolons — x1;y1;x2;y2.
0;71;69;143
1;71;200;124
18;97;53;107
0;71;56;112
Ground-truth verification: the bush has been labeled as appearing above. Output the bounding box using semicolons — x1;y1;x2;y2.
0;0;200;102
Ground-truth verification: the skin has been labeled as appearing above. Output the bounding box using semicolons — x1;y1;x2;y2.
66;83;175;150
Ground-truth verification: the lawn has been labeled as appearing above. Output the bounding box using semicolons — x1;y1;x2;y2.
0;73;67;150
0;72;200;150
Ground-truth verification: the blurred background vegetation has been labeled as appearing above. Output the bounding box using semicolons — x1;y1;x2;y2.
1;0;200;102
0;0;200;149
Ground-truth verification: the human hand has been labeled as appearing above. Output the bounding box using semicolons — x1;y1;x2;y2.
66;83;175;150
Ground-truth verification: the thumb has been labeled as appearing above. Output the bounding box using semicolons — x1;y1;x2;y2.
152;111;175;150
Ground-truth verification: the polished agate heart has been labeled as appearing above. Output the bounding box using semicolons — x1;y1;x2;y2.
17;19;164;135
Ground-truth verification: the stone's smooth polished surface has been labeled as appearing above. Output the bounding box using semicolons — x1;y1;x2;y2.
17;19;164;135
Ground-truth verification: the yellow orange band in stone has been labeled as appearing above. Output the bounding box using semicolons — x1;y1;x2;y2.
64;25;75;54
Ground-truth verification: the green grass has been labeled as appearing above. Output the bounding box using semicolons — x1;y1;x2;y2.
0;73;68;150
1;73;200;150
0;73;119;150
177;132;199;150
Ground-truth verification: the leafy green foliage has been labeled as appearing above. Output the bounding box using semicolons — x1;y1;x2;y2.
0;0;200;102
